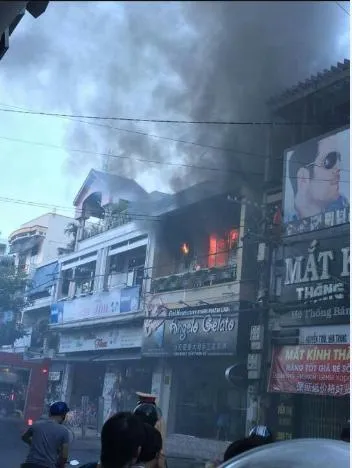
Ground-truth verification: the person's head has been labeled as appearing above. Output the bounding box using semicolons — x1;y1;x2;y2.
49;401;69;424
133;401;159;428
223;436;271;462
288;135;341;210
340;427;350;442
138;423;163;468
100;412;145;468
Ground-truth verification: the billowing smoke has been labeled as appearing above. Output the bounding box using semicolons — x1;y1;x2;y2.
1;1;349;192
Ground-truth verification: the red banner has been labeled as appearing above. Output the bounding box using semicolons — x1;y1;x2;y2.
268;344;350;396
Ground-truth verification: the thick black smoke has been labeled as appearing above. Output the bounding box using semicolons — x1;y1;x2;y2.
155;1;350;189
1;1;349;192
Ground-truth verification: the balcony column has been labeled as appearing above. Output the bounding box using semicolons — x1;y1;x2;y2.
150;360;174;434
94;247;109;293
143;233;156;299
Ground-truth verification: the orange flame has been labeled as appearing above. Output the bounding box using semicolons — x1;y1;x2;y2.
181;243;190;255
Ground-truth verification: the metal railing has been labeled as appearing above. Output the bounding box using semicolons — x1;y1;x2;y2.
81;214;133;240
151;263;237;294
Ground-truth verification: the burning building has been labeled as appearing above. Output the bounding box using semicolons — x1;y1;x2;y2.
40;166;262;440
141;177;260;440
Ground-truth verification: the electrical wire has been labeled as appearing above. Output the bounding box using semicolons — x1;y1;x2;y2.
0;134;349;183
0;102;350;174
0;106;341;126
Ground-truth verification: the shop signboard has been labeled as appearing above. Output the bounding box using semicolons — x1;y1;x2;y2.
59;327;142;353
268;344;350;397
48;371;61;382
299;325;349;345
280;233;349;327
282;127;350;236
142;302;239;357
50;285;140;324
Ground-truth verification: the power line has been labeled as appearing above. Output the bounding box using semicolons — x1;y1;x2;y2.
0;106;337;126
0;134;349;182
0;103;349;174
0;134;263;177
0;196;164;224
335;1;350;16
0;102;269;161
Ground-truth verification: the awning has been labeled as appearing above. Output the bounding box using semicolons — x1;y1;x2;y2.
29;262;58;296
53;351;141;363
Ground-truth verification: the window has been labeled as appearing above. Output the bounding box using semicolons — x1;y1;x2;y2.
208;229;239;268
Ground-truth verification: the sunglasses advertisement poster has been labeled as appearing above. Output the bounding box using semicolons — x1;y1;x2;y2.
282;127;350;236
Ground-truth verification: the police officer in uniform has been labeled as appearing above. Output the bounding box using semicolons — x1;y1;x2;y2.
133;392;166;468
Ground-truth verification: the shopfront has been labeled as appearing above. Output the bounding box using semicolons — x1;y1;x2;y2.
267;229;350;440
57;324;150;426
142;301;253;440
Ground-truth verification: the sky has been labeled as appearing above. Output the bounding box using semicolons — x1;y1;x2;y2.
0;1;349;238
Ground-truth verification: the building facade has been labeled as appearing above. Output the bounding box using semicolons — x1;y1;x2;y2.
47;170;160;426
38;169;262;440
140;179;260;441
2;213;75;355
8;212;75;274
262;59;350;440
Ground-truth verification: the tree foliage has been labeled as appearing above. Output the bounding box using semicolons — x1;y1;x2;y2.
0;260;29;346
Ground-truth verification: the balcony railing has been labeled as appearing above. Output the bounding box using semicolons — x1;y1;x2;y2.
81;214;133;240
151;264;237;294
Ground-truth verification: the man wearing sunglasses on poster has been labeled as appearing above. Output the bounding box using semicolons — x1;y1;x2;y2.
287;134;349;222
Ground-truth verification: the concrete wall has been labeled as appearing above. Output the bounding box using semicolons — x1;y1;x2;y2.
42;214;74;263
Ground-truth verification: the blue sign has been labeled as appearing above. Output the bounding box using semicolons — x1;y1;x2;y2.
120;286;140;314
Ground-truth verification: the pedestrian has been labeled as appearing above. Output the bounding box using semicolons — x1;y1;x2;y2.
79;411;164;468
216;407;231;441
133;423;164;468
21;401;70;468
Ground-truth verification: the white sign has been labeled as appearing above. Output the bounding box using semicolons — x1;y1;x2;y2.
59;327;142;353
299;325;350;345
49;371;61;381
51;286;140;324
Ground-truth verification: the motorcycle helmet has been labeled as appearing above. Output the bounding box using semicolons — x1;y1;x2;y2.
249;425;273;441
49;401;70;416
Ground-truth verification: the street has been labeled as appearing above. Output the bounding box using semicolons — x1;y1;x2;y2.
2;439;98;468
2;440;204;468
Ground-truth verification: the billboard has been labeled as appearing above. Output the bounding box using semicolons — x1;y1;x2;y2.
50;286;140;324
59;327;142;353
142;301;239;357
283;127;349;236
268;344;349;397
279;233;349;327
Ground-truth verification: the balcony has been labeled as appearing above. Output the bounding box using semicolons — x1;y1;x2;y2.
81;213;133;241
9;225;46;254
151;264;237;294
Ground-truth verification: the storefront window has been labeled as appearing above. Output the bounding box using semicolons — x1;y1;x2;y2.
173;359;246;440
